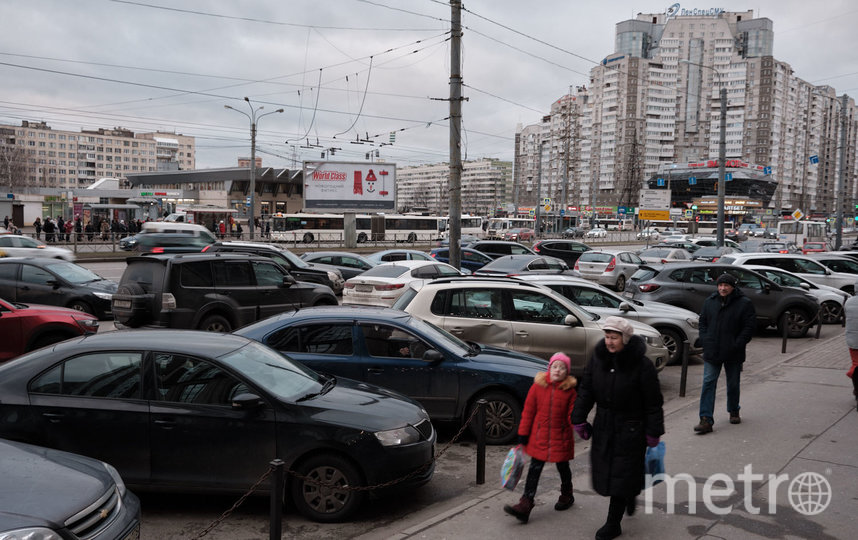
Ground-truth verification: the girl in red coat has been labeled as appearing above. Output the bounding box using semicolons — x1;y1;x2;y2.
504;352;577;523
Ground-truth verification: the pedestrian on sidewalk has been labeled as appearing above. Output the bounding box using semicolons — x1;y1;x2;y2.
694;273;756;434
843;279;858;410
571;316;664;540
33;217;42;240
503;352;577;523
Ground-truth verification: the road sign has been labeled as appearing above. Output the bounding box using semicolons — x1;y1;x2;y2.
792;209;804;221
657;178;665;187
559;209;565;216
618;206;627;214
542;197;551;205
528;209;535;216
639;209;670;221
544;205;552;212
809;155;819;164
725;173;733;181
688;176;697;185
763;166;772;175
639;189;670;210
684;209;693;219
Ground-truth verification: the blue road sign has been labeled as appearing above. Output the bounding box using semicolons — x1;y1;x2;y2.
560;209;565;216
725;173;733;181
688;176;697;185
618;206;627;214
809;155;819;164
763;166;772;175
657;178;665;187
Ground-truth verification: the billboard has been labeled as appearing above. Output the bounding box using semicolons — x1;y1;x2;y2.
303;161;396;212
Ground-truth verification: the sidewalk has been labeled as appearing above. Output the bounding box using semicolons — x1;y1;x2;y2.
362;333;858;540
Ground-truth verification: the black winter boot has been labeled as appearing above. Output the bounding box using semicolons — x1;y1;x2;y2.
555;484;574;510
595;522;622;540
504;496;534;523
852;372;858;410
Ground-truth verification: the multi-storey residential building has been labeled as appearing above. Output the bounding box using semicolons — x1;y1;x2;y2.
396;158;512;215
0;121;195;189
514;10;857;218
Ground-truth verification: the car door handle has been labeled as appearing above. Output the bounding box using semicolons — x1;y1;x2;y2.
42;412;64;423
515;331;529;337
449;327;464;335
367;367;384;374
153;418;176;428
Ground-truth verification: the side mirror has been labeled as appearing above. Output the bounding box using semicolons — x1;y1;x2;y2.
423;350;443;365
231;393;265;410
800;282;811;290
47;279;62;289
281;274;297;287
618;301;632;312
564;314;580;327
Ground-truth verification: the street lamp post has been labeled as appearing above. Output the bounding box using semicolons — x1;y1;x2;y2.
225;98;284;240
681;60;727;247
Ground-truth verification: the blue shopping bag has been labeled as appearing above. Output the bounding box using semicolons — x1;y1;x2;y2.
500;444;525;491
645;441;666;486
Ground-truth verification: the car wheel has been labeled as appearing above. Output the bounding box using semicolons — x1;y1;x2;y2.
819;301;843;324
777;308;810;338
303;233;314;244
357;232;368;243
468;391;521;445
69;300;94;315
198;314;232;332
290;453;364;523
658;327;684;365
614;275;626;292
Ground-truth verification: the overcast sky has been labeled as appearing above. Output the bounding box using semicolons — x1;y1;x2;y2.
1;0;856;170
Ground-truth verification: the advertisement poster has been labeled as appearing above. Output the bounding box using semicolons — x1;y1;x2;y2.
303;161;396;212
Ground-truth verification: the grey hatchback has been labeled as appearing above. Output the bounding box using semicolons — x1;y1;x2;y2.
624;263;819;337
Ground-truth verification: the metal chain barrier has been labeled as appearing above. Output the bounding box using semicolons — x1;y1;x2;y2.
192;405;484;538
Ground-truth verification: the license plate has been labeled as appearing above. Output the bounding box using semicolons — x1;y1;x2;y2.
122;524;141;540
355;285;373;293
113;300;131;309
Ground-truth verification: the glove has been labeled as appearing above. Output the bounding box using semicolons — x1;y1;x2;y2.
646;435;660;448
573;423;592;441
517;434;529;446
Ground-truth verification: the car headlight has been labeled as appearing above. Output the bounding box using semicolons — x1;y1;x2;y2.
93;292;113;300
0;528;62;540
686;317;699;329
327;270;342;282
75;318;99;333
104;462;127;498
375;425;421;446
644;334;664;347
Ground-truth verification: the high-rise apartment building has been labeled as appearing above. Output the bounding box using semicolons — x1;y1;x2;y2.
396;158;513;215
0;120;196;189
515;9;857;217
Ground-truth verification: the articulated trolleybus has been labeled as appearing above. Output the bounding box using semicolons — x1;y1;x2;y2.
269;213;442;244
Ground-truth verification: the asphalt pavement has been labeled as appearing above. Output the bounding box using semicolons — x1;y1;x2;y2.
357;330;858;540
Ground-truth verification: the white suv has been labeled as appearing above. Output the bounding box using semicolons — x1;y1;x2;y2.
392;277;668;373
717;252;856;294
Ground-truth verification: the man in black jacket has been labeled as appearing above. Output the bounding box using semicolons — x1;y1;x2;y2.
694;273;756;434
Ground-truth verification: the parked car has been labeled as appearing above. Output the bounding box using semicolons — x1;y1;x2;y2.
717;253;857;294
0;234;74;261
0;438;141;539
757;241;800;254
516;275;700;365
636;228;660;241
802;242;828;254
343;260;462;307
690;246;744;262
623;263;820;337
661;226;688;235
366;249;434;264
133;232;214;254
806;253;858;276
300;251;376;280
637;247;693;264
691;237;742;248
473;254;575;277
462;240;536;259
430;246;494;272
561;226;585;238
585;227;608;239
111;253;337;331
574;249;644;291
236;305;548;444
203;241;344;294
654;240;702;253
436;234;480;247
532;239;592;266
0;298;99;361
0;331;435;522
744;264;849;324
393;277;669;372
503;228;535;242
0;257;117;319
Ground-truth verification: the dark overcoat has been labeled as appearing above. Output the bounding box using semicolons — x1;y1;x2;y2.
570;335;664;497
698;287;756;366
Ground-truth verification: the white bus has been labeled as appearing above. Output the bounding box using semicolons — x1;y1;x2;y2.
485;217;536;239
439;214;485;239
777;220;827;245
696;219;735;235
269;213;442;244
595;218;635;231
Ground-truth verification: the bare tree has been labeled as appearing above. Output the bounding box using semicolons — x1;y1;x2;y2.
0;143;27;189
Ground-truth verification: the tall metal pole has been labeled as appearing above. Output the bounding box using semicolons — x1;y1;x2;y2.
449;0;463;269
535;141;544;238
716;87;727;247
249;119;257;240
836;93;849;250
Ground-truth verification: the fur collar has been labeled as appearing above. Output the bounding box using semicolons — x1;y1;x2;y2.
594;334;648;371
534;371;577;390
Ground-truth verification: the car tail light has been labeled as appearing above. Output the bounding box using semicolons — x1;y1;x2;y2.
151;247;165;254
375;283;405;291
201;245;211;252
638;283;661;293
605;256;616;272
574;260;580;270
779;250;788;254
711;257;719;262
344;282;356;289
661;259;668;264
162;293;177;310
533;244;541;253
430;252;437;258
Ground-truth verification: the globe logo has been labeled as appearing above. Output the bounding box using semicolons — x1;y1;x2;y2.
788;472;832;516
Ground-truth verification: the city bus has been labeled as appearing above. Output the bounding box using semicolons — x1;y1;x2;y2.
268;213;442;244
439;214;485;239
595;218;635;231
485;217;536;239
777;220;827;245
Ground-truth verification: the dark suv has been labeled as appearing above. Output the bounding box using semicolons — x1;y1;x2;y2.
624;263;819;337
112;253;337;332
532;239;591;266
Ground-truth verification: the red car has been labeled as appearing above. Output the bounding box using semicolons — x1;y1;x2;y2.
802;242;828;255
0;298;99;361
504;228;535;242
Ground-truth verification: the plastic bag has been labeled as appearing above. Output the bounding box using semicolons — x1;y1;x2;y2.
500;444;525;491
645;441;666;486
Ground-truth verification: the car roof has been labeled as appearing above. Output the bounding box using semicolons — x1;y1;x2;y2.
46;330;254;357
212;241;283;251
372;259;444;269
238;304;413;330
126;252;269;264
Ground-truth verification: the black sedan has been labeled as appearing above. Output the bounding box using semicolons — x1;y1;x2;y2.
0;331;435;522
1;438;141;539
235;305;549;444
0;257;117;319
300;250;377;280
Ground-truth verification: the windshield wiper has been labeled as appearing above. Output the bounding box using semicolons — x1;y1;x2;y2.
464;342;481;357
297;375;336;402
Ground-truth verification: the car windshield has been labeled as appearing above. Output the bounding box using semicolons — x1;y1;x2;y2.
357;264;411;278
639;248;671;257
218;341;322;401
579;252;613;263
19;236;43;248
44;261;103;283
276;247;310;269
